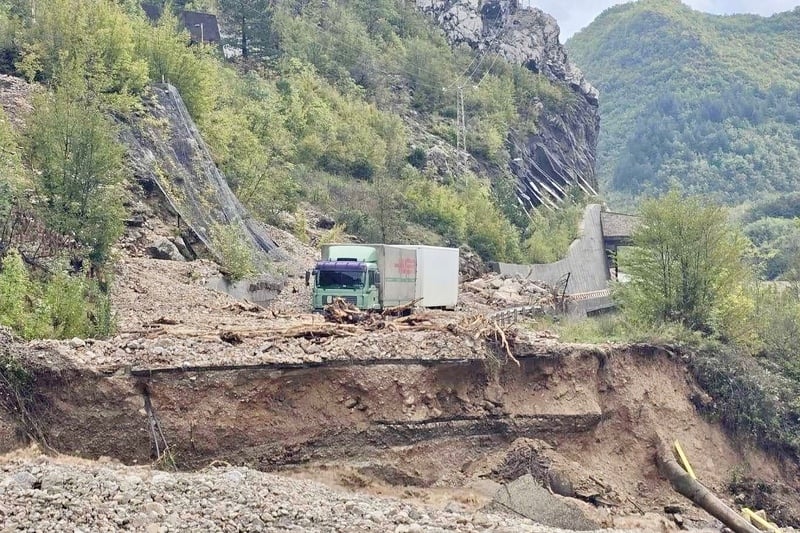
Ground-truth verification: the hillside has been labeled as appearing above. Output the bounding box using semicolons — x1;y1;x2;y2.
4;2;800;530
0;0;605;277
566;0;800;204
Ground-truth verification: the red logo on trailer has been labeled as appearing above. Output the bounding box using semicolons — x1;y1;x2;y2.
394;258;416;277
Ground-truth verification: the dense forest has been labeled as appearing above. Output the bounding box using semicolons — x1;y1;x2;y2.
567;0;800;202
566;0;800;279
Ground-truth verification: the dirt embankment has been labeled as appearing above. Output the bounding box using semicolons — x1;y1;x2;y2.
4;336;799;528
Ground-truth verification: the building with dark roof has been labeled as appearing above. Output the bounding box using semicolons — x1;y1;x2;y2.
141;4;221;45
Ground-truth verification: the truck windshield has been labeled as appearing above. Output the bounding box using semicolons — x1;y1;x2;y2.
317;270;365;289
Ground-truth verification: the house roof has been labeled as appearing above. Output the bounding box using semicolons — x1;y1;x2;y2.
179;10;221;43
140;4;221;44
141;3;163;22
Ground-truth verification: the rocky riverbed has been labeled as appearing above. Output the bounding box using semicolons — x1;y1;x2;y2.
0;453;641;533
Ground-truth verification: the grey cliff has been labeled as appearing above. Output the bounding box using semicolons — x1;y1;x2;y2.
414;0;601;208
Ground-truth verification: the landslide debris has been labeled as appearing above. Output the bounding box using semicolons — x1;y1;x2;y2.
1;452;580;533
26;257;561;372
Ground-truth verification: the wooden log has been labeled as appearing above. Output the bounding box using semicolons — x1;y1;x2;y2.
655;442;760;533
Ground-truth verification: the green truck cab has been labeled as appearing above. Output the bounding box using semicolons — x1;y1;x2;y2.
309;258;381;310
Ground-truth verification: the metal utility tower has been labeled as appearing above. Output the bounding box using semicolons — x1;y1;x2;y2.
455;86;467;166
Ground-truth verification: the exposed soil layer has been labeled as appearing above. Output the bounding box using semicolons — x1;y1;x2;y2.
4;334;799;530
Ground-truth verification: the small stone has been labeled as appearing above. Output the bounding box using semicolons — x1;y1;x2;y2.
151;473;172;485
344;398;358;409
11;471;38;489
125;214;146;227
69;337;85;348
223;470;244;484
144;502;166;517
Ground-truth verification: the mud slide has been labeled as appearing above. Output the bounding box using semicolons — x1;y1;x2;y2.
6;341;800;528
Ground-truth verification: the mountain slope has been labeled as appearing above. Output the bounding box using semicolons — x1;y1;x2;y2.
566;0;800;203
1;0;605;269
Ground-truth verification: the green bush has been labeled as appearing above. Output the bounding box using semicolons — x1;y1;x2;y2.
523;190;587;263
407;147;427;169
16;0;148;98
210;223;256;282
0;250;116;339
690;347;800;459
0;250;30;334
133;10;218;118
404;176;521;261
751;284;800;380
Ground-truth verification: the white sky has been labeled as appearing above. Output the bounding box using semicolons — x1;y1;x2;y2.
523;0;800;40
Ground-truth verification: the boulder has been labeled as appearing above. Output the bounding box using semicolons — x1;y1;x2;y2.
170;235;195;261
146;237;185;261
492;474;598;531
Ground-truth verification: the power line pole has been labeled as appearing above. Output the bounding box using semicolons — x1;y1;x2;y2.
456;86;467;172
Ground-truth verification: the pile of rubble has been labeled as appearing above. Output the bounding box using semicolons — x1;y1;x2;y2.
461;274;563;308
0;453;586;533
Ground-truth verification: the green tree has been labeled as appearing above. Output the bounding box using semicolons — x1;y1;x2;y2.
615;191;753;339
133;10;217;118
15;0;148;97
218;0;276;59
25;83;125;265
0;250;29;332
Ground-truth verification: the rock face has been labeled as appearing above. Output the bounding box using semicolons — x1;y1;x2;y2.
413;1;600;209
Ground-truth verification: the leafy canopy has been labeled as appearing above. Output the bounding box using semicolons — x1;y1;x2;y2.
615;191;754;342
25;78;125;265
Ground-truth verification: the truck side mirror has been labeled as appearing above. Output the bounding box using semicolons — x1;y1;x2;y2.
305;270;311;286
374;272;381;287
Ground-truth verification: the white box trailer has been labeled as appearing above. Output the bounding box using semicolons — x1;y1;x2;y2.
316;244;459;310
400;245;459;308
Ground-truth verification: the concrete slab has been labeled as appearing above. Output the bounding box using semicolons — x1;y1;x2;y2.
492;474;599;531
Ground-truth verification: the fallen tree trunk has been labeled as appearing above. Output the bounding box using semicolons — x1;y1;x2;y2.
655;442;760;533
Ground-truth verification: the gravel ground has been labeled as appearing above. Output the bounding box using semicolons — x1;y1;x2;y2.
0;454;653;533
13;257;567;373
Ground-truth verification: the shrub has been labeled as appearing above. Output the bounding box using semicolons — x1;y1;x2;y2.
523;192;586;264
690;347;800;459
210;223;256;281
16;0;148;97
0;250;116;339
0;250;29;333
133;10;218;118
407;147;427;169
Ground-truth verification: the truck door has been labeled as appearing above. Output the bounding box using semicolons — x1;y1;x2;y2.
381;247;417;307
